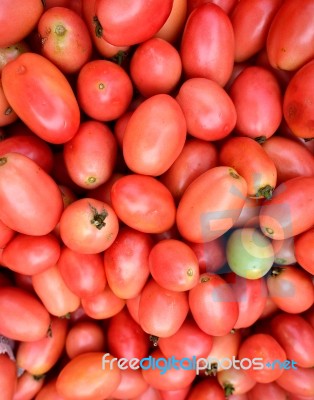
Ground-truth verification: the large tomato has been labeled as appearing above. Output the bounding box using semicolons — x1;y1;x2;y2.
1;53;80;144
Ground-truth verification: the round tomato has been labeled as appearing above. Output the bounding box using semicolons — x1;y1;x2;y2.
294;227;314;274
217;366;256;396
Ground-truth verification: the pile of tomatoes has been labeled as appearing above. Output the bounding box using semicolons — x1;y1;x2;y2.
1;0;314;399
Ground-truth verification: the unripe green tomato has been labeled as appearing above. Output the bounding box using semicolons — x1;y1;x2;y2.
226;228;274;279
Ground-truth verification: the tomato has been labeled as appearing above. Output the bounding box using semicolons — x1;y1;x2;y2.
104;227;153;299
0;219;14;249
130;38;182;97
233;197;263;229
259;296;279;320
283;59;314;139
107;308;149;361
229;66;282;140
186;378;226;400
180;3;234;86
154;0;187;43
0;41;30;74
0;286;51;341
111;369;149;399
57;247;106;298
187;237;226;274
158;318;213;360
217;366;256;396
159;386;191;400
187;0;238;15
34;378;64;400
262;135;314;184
16;317;68;375
0;354;17;400
59;198;119;254
231;0;283;62
247;382;287;400
111;175;176;234
177;166;247;243
0;0;44;46
65;321;106;359
294;228;314;274
138;279;189;338
2;53;80;144
126;294;141;325
267;266;314;313
0;153;63;236
122;94;186;176
77;59;133;122
267;0;314;71
38;6;92;74
81;285;125;320
176;78;236;141
95;0;173;46
88;173;124;206
160;139;218;203
56;352;121;400
272;237;296;266
13;372;45;400
275;367;314;397
149;239;199;292
189;273;239;336
0;78;18;127
259;177;314;240
238;333;287;383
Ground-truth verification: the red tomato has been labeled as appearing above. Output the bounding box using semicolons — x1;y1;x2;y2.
259;177;314;240
149;239;199;292
181;3;234;86
266;266;314;313
233;197;263;229
189;273;239;336
95;0;173;46
219;137;277;199
88;173;124;207
231;0;283;62
16;317;68;375
65;321;106;359
154;0;187;43
0;354;17;400
111;175;176;234
13;372;45;400
138;279;189;338
229;66;282;140
294;228;314;274
267;0;314;71
272;237;296;266
111;369;149;400
59;198;119;254
34;378;64;400
275;367;314;397
159;386;191;400
217;366;256;396
0;0;44;46
247;382;287;400
0;78;18;126
126;294;141;325
187;0;238;15
0;218;14;249
176;78;236;141
0;153;63;236
187;237;226;273
2;53;80;144
104;227;153;299
56;352;121;400
57;247;106;298
122;94;186;176
186;378;225;400
77;60;133;122
0;286;51;341
38;6;92;74
176;166;247;243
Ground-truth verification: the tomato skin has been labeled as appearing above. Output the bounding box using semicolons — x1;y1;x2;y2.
187;237;226;274
123;94;186;176
229;66;282;140
260;176;314;240
294;228;314;274
262;135;314;184
56;352;121;400
0;78;18;126
189;273;239;336
187;378;226;400
111;368;149;399
77;60;133;122
95;0;174;46
233;197;262;229
2;53;80;144
16;317;68;375
0;153;63;236
139;279;189;338
104;227;153;299
111;175;176;234
0;286;51;342
176;78;236;141
247;382;287;400
176;166;247;243
267;0;314;71
272;237;296;266
187;0;238;15
217;366;256;396
34;378;63;400
154;0;187;43
13;372;45;400
266;266;314;313
0;218;15;249
0;354;17;400
231;0;283;62
275;367;314;397
181;3;234;86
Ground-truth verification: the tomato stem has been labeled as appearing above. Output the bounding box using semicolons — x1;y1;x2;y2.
89;204;108;230
256;185;273;199
93;16;103;38
271;266;285;276
255;136;267;144
149;335;159;347
224;383;235;396
205;363;218;376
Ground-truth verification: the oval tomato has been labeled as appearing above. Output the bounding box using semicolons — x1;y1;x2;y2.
0;218;14;249
0;41;30;73
0;78;18;127
13;372;45;400
0;354;17;400
2;53;80;144
275;367;314;397
294;227;314;274
154;0;187;43
111;368;149;400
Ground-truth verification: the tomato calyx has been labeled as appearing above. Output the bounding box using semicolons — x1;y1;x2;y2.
205;363;218;376
33;374;45;381
255;184;274;200
111;50;128;66
89;204;108;230
55;25;67;37
149;335;159;347
60;312;71;319
93;16;103;38
0;156;7;166
223;383;235;397
304;137;313;142
255;136;267;144
270;266;285;277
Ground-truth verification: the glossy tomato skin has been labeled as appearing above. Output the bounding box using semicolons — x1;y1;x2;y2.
111;175;176;234
34;378;61;400
189;273;239;336
0;218;15;249
0;286;51;342
13;372;45;400
2;53;80;144
294;227;314;274
110;368;149;400
217;366;256;396
0;78;18;126
187;0;238;15
176;78;236;141
154;0;187;43
123;94;186;176
95;0;174;46
275;367;314;397
59;198;119;254
177;166;247;243
0;153;63;236
0;354;17;400
259;176;314;240
187;237;226;273
247;382;287;400
272;237;296;266
181;3;234;86
56;352;121;400
186;378;226;400
267;0;314;71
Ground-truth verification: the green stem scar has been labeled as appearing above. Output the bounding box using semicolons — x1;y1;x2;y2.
256;185;274;199
90;204;108;230
55;24;66;36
